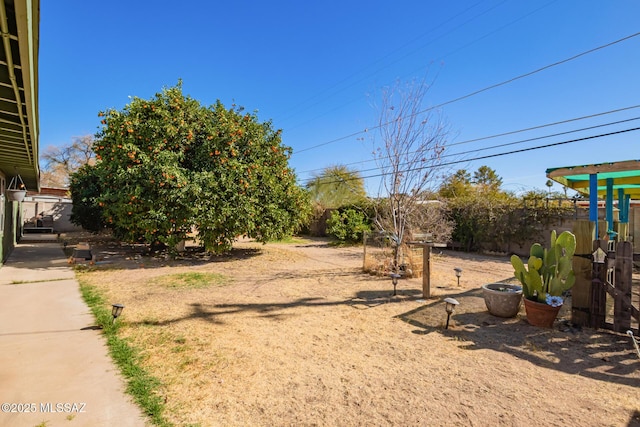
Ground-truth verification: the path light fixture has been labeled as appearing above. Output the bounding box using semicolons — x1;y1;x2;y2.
454;267;463;286
443;297;459;329
111;304;125;324
390;273;401;296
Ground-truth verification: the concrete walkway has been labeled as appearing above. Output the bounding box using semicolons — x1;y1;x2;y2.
0;239;148;426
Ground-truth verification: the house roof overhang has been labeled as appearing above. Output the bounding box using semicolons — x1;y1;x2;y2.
0;0;39;191
546;160;640;198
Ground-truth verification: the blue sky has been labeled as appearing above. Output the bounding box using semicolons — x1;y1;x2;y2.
40;1;640;196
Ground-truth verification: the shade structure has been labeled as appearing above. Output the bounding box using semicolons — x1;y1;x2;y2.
546;160;639;237
546;160;640;198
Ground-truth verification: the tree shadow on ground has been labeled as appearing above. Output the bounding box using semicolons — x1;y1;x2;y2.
67;240;263;271
397;287;640;387
133;298;337;327
130;285;423;328
128;266;425;328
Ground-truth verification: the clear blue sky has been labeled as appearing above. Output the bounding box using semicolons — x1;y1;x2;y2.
40;1;640;196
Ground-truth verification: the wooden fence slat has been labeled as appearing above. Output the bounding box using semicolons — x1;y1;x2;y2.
613;241;633;332
572;220;594;326
590;240;608;329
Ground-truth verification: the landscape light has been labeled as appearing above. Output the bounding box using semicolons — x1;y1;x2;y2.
390;273;401;296
443;297;459;329
111;304;125;324
454;267;462;286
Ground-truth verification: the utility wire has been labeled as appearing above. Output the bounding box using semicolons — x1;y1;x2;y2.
446;116;640;157
448;104;640;146
320;117;640;178
359;127;640;181
275;0;493;124
293;31;640;155
300;126;640;186
298;104;640;175
282;0;556;130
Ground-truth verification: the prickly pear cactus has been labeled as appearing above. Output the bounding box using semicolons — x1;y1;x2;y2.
510;230;576;303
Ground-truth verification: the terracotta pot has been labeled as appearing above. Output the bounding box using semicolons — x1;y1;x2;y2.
481;283;522;318
523;298;561;328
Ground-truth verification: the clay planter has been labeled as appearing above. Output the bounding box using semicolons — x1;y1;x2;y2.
481;283;522;318
523;298;561;328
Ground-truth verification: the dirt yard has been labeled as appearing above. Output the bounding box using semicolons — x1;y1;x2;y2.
71;234;640;427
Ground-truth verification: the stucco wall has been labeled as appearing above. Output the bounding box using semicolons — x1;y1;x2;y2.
21;196;82;233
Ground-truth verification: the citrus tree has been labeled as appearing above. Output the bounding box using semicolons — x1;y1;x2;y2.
74;83;310;252
69;163;106;232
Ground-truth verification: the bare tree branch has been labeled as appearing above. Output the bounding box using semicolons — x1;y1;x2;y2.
372;78;452;270
40;135;96;187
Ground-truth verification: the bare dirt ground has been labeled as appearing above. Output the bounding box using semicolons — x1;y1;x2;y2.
70;233;640;427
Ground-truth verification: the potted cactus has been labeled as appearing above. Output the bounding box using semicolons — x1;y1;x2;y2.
510;230;576;327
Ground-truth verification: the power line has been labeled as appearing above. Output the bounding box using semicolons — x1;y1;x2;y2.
293;31;640;155
448;116;640;157
297;104;640;175
335;117;640;178
448;104;640;147
360;127;640;181
282;1;556;131
274;1;494;124
299;126;640;186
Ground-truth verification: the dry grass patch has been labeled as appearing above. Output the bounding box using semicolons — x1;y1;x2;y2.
152;272;230;289
73;235;640;426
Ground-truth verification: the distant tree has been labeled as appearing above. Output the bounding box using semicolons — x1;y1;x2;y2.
438;169;472;198
41;135;95;187
439;166;502;199
472;165;502;191
72;83;310;252
306;165;367;208
440;167;510;251
521;189;549;201
372;78;451;271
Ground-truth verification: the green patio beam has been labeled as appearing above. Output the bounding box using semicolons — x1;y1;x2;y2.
606;178;613;237
590;173;598;237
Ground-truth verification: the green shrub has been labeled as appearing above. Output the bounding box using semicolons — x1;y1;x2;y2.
326;208;371;243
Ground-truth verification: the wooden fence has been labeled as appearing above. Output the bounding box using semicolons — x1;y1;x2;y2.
590;240;640;334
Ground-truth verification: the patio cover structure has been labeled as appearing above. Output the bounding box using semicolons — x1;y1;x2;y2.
546;159;640;238
0;0;39;191
0;0;39;264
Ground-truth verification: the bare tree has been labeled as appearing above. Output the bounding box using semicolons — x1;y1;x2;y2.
372;79;451;271
41;135;96;187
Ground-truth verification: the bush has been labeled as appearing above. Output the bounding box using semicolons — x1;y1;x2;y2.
326;208;371;243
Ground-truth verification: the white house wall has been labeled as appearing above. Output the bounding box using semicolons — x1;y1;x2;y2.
21;196;82;232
